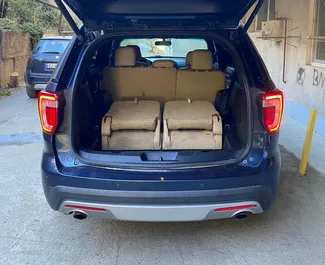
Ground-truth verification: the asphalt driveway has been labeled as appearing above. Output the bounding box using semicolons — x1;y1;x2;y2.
1;90;325;265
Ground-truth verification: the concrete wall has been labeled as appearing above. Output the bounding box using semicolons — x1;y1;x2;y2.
249;0;325;116
0;30;31;88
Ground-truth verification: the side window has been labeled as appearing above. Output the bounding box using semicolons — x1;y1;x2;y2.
242;0;275;32
33;40;70;55
255;0;275;31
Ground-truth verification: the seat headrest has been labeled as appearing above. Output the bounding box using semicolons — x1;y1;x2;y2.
127;45;142;60
191;50;213;70
153;60;175;68
185;51;193;66
115;47;136;67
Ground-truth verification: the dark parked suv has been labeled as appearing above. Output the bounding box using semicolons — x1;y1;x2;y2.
39;0;283;222
25;36;72;98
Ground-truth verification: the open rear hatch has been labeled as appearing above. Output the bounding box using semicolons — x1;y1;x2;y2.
51;0;267;168
55;0;264;39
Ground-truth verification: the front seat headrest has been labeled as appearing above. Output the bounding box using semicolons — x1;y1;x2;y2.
127;45;142;61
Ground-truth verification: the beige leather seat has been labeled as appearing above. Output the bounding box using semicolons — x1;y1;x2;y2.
101;48;177;150
127;45;151;67
176;50;225;103
163;101;222;150
152;60;175;68
163;50;224;150
101;48;224;151
186;51;193;67
102;100;161;150
102;47;176;104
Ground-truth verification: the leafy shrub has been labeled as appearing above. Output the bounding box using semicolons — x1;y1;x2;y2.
0;19;44;48
19;23;44;48
0;0;72;48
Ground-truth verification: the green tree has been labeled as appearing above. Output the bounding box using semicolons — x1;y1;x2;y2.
1;0;71;31
0;0;71;47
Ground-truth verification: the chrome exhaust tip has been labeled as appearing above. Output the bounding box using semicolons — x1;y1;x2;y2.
72;211;88;220
232;211;251;220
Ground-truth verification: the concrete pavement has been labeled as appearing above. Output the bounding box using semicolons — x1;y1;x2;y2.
1;89;325;265
280;99;325;174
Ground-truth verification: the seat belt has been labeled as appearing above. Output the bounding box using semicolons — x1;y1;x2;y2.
224;76;238;113
220;74;240;126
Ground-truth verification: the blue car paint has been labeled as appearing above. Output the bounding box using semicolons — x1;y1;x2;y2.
40;29;282;220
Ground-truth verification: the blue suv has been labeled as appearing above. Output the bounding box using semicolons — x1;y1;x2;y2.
38;0;283;222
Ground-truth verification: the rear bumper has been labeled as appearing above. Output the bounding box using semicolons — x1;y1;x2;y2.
42;148;281;222
59;200;263;222
45;184;273;222
24;71;51;90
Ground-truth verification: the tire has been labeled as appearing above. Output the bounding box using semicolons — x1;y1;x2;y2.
26;86;38;98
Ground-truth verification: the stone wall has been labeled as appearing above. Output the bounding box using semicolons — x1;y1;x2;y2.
0;29;31;88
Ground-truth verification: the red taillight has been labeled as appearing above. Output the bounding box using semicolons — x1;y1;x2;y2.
215;204;256;212
27;56;33;68
38;91;59;134
64;205;107;212
262;91;284;133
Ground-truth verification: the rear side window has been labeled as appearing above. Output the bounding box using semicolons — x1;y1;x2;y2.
120;38;207;57
33;39;70;55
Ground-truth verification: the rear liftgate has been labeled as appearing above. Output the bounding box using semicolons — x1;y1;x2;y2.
55;0;266;41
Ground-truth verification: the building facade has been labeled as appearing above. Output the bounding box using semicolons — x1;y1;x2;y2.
248;0;325;116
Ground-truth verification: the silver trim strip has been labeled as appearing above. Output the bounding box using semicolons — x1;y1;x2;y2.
59;201;263;222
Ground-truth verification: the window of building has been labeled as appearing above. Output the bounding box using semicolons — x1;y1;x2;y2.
255;0;275;30
245;0;276;31
311;0;325;64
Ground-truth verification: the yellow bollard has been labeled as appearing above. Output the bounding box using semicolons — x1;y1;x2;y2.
299;110;318;176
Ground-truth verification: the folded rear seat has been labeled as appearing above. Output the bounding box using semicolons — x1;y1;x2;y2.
163;101;222;150
163;50;224;150
101;48;177;151
101;100;161;150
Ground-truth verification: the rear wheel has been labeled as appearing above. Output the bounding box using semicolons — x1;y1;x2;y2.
26;86;38;98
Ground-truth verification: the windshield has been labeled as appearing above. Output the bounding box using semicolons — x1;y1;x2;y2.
120;38;208;57
33;39;70;54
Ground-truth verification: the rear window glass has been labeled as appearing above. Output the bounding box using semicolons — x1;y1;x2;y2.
120;38;207;57
33;39;70;54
